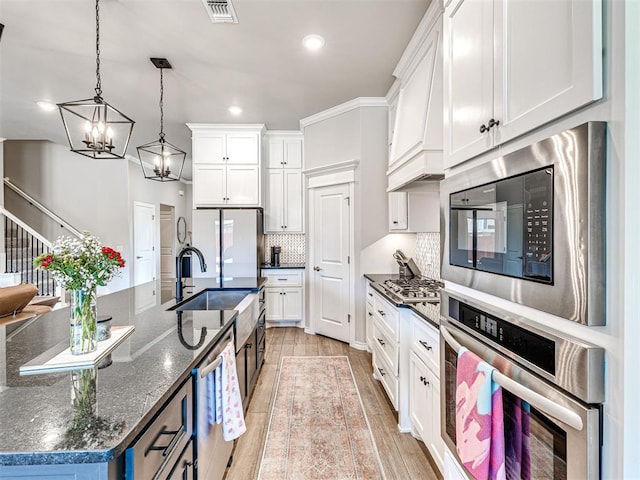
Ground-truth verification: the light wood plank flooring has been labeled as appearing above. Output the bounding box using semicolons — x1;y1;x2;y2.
225;327;442;480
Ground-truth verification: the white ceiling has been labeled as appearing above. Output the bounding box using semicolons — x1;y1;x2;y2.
0;0;428;179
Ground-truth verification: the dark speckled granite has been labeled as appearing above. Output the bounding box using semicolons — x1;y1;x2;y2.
0;277;265;466
363;273;441;328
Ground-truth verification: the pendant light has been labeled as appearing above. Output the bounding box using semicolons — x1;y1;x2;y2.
58;0;134;159
136;58;186;182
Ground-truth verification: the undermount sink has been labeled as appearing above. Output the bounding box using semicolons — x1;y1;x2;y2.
171;290;251;312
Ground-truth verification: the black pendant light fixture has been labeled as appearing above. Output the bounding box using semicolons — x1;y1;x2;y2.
58;0;134;159
136;58;186;182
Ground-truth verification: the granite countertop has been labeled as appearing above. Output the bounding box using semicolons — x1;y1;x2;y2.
0;276;265;466
363;273;441;328
260;263;306;270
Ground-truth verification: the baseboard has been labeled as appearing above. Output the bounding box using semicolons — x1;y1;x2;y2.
266;321;301;328
397;424;412;434
304;328;315;335
350;341;368;351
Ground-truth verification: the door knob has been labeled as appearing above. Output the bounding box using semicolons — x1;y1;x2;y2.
313;266;321;271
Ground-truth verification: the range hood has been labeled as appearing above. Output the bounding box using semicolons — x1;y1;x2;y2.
386;2;443;192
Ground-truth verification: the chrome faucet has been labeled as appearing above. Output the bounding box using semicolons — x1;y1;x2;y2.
176;246;207;302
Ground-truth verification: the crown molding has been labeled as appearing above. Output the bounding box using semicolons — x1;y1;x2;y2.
299;97;388;129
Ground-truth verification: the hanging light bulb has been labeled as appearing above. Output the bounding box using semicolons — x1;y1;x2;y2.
58;0;134;159
137;58;186;182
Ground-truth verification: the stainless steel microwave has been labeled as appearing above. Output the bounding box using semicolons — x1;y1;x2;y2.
441;122;606;326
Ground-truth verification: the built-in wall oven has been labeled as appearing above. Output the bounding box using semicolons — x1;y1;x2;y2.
440;290;604;479
441;122;606;325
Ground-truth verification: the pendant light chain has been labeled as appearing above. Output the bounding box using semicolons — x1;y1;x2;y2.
159;67;165;141
94;0;102;98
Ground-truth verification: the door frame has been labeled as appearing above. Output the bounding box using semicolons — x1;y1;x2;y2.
133;200;157;286
305;160;358;346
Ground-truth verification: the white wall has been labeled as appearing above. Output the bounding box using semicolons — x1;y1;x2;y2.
127;161;190;287
303;103;391;345
3;140;131;293
2;140;190;294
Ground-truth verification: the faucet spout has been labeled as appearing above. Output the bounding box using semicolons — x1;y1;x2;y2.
176;246;207;302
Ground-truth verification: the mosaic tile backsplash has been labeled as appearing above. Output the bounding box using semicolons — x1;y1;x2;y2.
264;234;306;264
415;232;441;280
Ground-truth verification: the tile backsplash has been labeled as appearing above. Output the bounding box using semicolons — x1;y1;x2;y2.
415;232;441;280
264;234;306;264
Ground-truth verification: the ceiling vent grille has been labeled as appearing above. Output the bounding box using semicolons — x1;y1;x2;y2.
201;0;239;24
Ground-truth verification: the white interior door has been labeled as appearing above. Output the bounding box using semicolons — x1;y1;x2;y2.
133;201;156;286
159;205;175;303
312;184;351;343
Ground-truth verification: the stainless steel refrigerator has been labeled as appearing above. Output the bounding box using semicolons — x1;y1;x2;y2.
190;208;264;279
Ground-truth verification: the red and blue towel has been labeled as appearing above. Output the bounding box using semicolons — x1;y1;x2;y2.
455;347;506;480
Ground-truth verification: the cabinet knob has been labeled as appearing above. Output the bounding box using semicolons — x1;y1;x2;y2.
419;340;432;351
313;266;321;271
479;123;489;133
378;310;386;316
368;312;373;316
377;367;386;377
488;118;500;129
377;337;386;346
420;375;426;382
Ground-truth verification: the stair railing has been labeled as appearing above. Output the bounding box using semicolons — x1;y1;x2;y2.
3;178;83;238
1;207;58;296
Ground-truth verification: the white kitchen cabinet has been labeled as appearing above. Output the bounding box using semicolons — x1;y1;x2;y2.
389;192;408;231
387;1;444;191
444;0;603;168
188;124;264;207
265;170;303;233
266;134;303;169
389;189;439;233
409;313;444;474
262;269;304;325
264;132;304;233
192;164;259;207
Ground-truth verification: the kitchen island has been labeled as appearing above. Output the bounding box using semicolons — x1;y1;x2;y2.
0;277;265;479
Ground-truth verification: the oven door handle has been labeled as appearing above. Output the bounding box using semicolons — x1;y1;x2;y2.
440;325;584;432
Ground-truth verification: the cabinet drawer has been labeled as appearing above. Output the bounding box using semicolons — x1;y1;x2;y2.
366;282;375;306
411;313;440;374
262;270;302;286
373;350;398;410
126;379;193;479
372;317;398;376
372;292;399;340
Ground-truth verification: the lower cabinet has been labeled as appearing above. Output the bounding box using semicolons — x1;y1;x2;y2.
166;439;195;480
409;351;444;471
262;269;304;325
236;321;266;409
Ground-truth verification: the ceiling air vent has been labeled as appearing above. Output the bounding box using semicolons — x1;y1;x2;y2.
201;0;239;24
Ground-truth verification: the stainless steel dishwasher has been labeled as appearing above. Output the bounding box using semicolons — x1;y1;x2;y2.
195;327;235;480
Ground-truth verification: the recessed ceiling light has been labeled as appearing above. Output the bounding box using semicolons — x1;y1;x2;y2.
302;34;325;51
228;106;242;115
37;101;56;112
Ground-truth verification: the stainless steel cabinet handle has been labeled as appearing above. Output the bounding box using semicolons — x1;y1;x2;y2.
313;266;321;271
419;340;432;351
377;367;386;377
377;338;385;346
277;278;288;281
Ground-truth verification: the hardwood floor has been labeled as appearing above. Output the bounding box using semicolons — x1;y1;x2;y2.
225;327;442;480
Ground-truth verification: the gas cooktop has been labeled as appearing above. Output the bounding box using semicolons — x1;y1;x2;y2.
379;277;444;304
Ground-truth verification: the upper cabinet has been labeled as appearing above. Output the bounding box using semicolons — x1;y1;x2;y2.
443;0;603;168
264;132;304;233
387;1;444;191
388;183;440;233
188;124;265;208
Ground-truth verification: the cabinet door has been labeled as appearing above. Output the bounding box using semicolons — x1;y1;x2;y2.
388;192;408;230
265;169;284;232
166;440;195;479
265;288;283;321
493;0;602;145
267;139;284;168
193;133;226;164
235;348;247;406
227;165;260;205
409;351;429;442
283;138;303;169
226;133;260;164
193;165;226;206
282;288;303;321
426;366;444;472
444;0;494;168
283;170;303;232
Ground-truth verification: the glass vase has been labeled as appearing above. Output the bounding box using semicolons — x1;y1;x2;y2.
69;289;98;355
